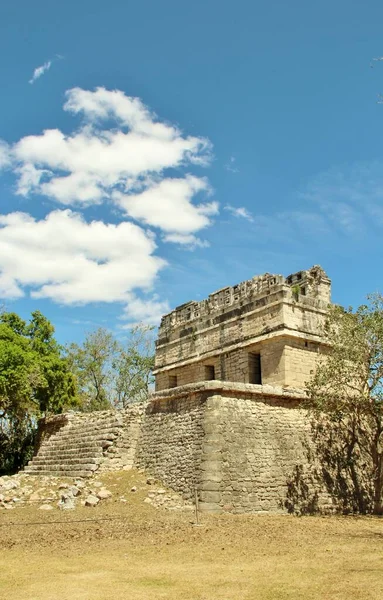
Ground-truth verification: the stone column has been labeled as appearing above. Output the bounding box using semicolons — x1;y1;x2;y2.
198;395;224;513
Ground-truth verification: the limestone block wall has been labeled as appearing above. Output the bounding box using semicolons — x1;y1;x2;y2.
140;382;333;514
155;336;321;391
200;394;330;514
154;266;331;391
135;392;206;499
283;339;322;389
28;381;371;513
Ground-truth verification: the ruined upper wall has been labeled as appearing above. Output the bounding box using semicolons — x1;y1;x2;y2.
155;266;331;379
157;265;330;339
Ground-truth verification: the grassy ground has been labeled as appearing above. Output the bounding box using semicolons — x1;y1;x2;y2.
1;470;383;600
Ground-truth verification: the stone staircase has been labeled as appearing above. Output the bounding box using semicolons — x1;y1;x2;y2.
24;411;126;478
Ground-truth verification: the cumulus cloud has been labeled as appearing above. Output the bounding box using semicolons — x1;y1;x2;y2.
120;295;170;326
9;88;212;209
29;61;52;84
113;176;218;235
0;88;218;322
0;210;165;304
3;87;217;244
225;204;254;222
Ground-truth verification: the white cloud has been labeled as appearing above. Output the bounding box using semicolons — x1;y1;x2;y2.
4;87;216;241
0;87;219;323
10;88;211;205
15;163;50;196
0;210;165;304
162;232;210;248
113;175;218;236
120;295;170;326
225;204;254;222
29;61;52;84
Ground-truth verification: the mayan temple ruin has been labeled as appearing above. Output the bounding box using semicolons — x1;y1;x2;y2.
26;265;341;514
154;264;330;391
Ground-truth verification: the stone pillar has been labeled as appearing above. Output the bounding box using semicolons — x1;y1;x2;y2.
198;395;223;513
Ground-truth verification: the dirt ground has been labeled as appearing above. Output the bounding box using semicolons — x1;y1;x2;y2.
1;470;383;600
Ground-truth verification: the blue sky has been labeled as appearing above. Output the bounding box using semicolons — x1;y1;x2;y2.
1;0;383;345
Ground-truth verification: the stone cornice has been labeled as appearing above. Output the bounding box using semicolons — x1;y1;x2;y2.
150;380;306;402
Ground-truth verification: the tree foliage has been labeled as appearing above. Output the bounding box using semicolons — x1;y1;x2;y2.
0;311;78;473
113;324;155;407
67;324;155;411
306;295;383;514
67;329;118;412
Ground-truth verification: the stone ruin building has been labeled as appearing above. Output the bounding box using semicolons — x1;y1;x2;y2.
154;264;330;392
26;265;341;514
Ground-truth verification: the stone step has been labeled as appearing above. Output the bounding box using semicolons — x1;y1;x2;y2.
28;462;101;471
25;462;98;472
57;422;121;432
46;427;119;436
28;456;101;466
58;419;120;426
43;432;119;443
26;409;136;478
24;467;93;478
39;437;114;448
38;444;104;456
36;449;103;459
54;427;120;437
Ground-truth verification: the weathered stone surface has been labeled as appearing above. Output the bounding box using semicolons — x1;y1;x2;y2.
39;504;53;510
29;492;41;502
24;404;145;478
85;494;99;507
97;489;112;500
135;394;205;501
154;266;330;391
22;266;372;515
58;491;75;510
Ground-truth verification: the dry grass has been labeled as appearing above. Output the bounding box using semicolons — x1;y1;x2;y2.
1;470;383;600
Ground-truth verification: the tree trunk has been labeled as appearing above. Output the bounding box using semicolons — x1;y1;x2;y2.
372;451;383;515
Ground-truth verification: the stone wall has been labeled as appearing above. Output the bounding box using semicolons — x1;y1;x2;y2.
155;336;322;392
28;381;371;514
154;266;331;391
135;392;206;499
146;382;331;513
199;394;330;514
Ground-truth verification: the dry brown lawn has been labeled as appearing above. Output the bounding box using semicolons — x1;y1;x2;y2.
1;471;383;600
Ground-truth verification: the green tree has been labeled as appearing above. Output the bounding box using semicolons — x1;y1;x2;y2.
114;324;155;407
67;324;155;410
67;328;119;411
306;295;383;514
0;311;78;473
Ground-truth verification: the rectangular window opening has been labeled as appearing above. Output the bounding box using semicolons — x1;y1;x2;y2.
169;375;178;388
248;353;262;385
205;365;215;380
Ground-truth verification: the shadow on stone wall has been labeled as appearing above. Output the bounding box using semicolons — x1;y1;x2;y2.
284;415;373;515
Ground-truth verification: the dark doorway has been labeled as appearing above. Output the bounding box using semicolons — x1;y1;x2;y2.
204;365;215;380
248;353;262;384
